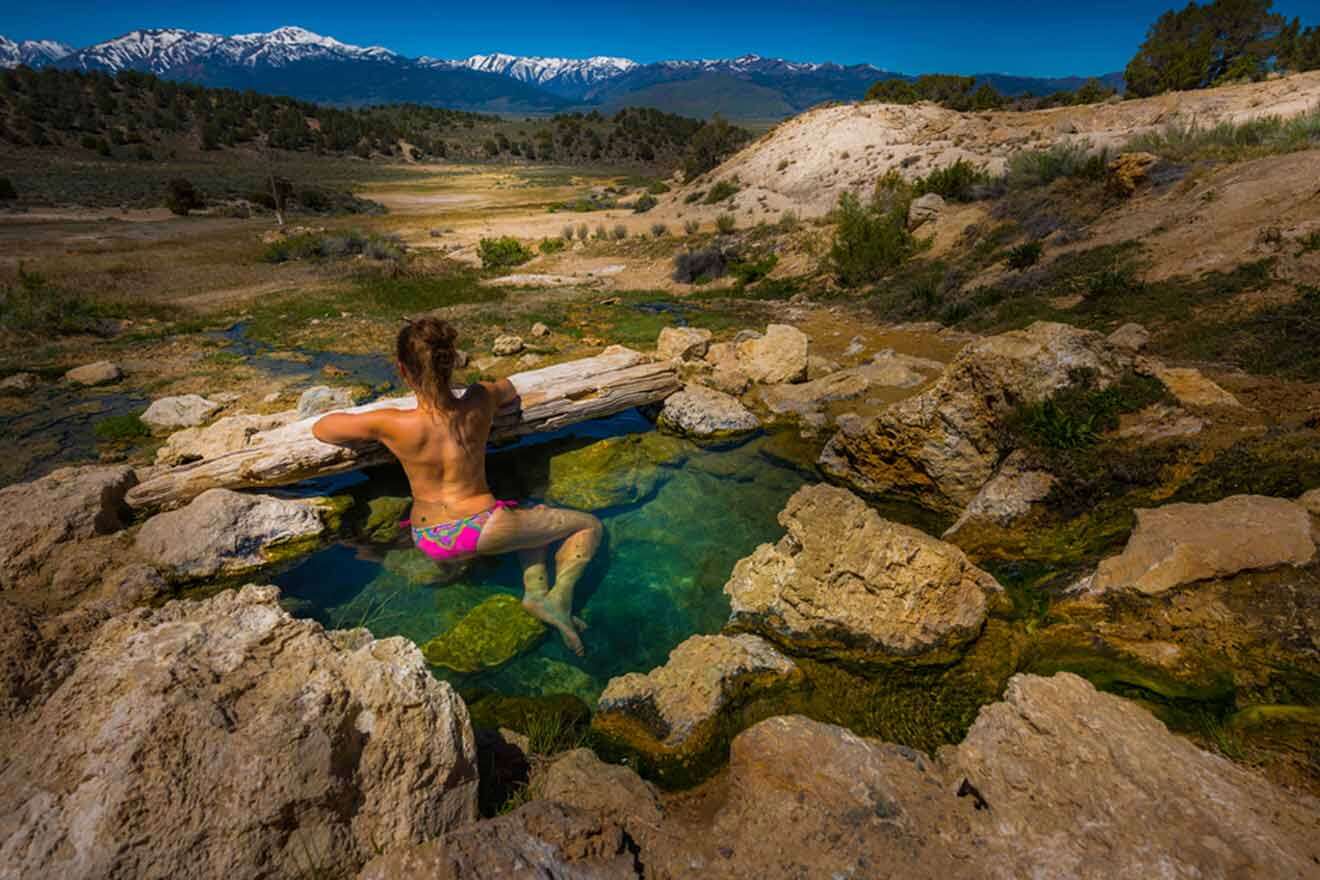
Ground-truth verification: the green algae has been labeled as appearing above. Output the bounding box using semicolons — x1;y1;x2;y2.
422;594;546;673
464;690;592;752
359;495;411;543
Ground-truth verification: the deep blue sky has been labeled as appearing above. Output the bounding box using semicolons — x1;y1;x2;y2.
4;0;1320;77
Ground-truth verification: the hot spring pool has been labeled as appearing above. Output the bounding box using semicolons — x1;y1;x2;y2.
273;412;814;706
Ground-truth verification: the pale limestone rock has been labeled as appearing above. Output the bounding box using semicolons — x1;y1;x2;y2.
725;484;1002;663
64;360;121;386
737;324;809;384
297;385;356;418
134;488;335;580
492;335;525;356
0;586;478;880
944;450;1055;539
140;394;222;430
907;192;946;229
658;385;760;439
1089;495;1316;595
1108;322;1151;351
155;411;297;466
1145;362;1241;408
656;326;712;361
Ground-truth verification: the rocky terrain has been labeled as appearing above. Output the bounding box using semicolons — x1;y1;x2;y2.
2;54;1320;879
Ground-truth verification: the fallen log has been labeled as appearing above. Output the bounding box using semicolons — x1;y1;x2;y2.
125;346;680;512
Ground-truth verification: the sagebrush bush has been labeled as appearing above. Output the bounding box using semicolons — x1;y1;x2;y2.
715;213;736;234
594;223;608;240
613;224;628;240
539;237;566;255
1005;143;1109;189
646;181;672;194
478;237;533;270
827;191;917;287
576;223;590;241
913;159;990;202
651;222;669;237
683;219;700;235
672;247;727;284
633;193;658;213
777;210;800;232
730;253;779;286
94;413;150;442
561;225;575;241
705;179;740;204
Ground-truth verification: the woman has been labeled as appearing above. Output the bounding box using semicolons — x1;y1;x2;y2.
312;317;601;655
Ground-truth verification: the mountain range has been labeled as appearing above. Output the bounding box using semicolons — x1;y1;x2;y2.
0;26;1124;118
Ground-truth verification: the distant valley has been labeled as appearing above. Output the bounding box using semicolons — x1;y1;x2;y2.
0;26;1123;118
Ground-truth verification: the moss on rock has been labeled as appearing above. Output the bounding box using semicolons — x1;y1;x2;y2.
421;594;546;673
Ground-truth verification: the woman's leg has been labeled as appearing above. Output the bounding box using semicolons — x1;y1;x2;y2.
477;505;603;655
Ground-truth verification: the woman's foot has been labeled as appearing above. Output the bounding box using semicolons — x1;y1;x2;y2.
522;595;586;656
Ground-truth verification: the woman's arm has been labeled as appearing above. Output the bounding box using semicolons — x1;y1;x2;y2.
312;410;385;445
482;378;519;409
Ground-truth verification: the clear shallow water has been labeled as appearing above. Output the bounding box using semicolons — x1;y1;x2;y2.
274;415;813;705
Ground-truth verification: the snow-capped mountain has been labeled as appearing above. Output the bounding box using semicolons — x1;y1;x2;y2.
0;36;73;68
55;26;395;74
448;53;638;97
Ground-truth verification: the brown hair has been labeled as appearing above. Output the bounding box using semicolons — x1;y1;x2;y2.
396;317;459;407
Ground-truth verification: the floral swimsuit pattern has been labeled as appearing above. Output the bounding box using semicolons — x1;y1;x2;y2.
405;500;515;562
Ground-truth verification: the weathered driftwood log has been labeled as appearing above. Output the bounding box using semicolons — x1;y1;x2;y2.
125;346;679;512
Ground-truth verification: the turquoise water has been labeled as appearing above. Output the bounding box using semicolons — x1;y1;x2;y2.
274;414;812;705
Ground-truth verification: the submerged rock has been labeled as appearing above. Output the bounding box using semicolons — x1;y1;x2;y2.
64;360;121;386
156;411;298;465
593;634;802;782
0;465;136;592
819;321;1131;513
0;585;479;879
724;484;1003;665
1085;494;1316;595
656;326;712;361
140;394;222;430
541;432;688;510
736;324;809;384
133;488;340;580
657;385;760;439
421;594;546;673
361;496;412;543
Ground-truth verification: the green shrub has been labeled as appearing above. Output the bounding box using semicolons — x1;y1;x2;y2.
478;237;533;270
1005;143;1109;189
715;213;736;234
684;190;705;204
576;223;590;241
1086;262;1142;298
913;159;990;202
0;178;15;200
1122;107;1320;163
539;237;566;255
683;219;700;235
0;268;100;335
594;223;608;240
633;193;658;213
1007;241;1044;270
646;180;672;194
94;413;150;442
777;210;800;232
828;191;917;287
730;253;779;286
650;222;669;237
165;178;202;216
561;225;575;241
612;224;628;240
705;179;740;204
1010;371;1168;450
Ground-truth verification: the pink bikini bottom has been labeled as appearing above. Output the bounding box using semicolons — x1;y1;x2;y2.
403;500;516;562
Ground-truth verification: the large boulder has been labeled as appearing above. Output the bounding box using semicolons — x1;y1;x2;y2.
736;324;809;384
657;385;760;439
140;394;222;431
636;674;1320;879
819;321;1131;513
593;634;803;784
421;594;546;673
0;465;136;592
357;801;637;880
724;484;1003;665
1085;494;1316;595
155;411;298;465
133;488;341;580
656;326;712;361
907;192;946;230
758;353;935;418
0;586;479;879
943;449;1056;541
